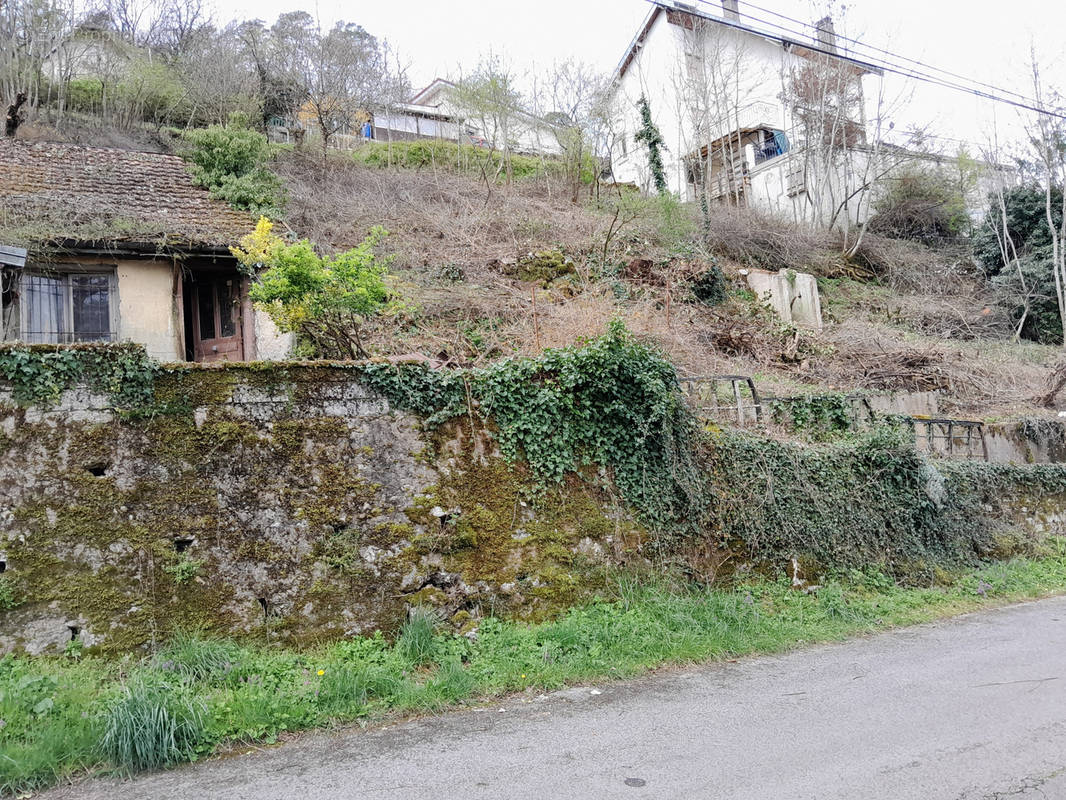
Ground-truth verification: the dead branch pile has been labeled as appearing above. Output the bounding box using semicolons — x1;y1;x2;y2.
702;206;844;274
841;348;951;392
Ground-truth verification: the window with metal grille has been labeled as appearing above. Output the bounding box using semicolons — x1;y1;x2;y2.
21;270;118;343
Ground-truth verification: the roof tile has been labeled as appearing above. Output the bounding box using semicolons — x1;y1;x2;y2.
0;139;254;249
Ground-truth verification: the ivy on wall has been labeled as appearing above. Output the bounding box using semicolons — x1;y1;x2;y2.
359;321;712;539
0;343;158;410
711;425;1066;571
4;332;1066;575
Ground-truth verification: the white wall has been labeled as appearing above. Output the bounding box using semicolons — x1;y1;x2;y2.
253;310;293;361
609;8;878;229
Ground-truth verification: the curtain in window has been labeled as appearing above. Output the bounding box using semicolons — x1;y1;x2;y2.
772;130;790;155
23;274;64;344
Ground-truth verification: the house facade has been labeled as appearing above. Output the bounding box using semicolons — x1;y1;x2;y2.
0;140;290;362
374;78;563;156
609;1;882;227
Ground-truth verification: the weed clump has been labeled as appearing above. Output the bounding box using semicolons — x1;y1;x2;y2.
99;680;208;772
397;608;440;667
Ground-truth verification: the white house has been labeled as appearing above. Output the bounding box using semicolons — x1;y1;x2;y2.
373;78;563;156
609;0;886;228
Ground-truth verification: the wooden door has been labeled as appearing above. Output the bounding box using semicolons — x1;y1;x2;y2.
191;276;244;362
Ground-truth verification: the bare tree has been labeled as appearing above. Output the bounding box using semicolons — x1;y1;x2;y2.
1028;53;1066;345
537;59;609;203
1;0;78;124
453;53;525;183
669;12;763;222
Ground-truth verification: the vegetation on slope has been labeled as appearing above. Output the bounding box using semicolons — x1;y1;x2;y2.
4;548;1066;795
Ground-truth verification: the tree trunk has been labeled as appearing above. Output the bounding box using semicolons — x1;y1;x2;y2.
4;93;27;137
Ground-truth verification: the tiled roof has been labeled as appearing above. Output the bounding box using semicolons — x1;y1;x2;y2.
0;139;254;250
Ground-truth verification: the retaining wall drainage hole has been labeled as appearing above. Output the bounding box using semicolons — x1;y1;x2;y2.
67;625;80;641
0;559;6;573
624;778;647;788
85;463;108;477
173;538;194;553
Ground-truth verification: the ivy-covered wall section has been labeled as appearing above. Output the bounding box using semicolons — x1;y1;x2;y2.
0;336;1064;655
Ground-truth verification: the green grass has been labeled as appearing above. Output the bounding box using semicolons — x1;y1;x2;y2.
350;139;564;181
4;544;1066;794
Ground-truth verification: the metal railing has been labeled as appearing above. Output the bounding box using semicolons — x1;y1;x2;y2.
680;375;989;461
679;375;763;426
908;417;988;461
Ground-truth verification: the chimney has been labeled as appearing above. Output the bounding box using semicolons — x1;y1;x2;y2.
815;16;838;53
722;0;740;22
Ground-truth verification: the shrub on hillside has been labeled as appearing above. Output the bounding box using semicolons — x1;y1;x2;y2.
182;119;284;216
973;185;1063;344
233;217;394;358
867;166;969;244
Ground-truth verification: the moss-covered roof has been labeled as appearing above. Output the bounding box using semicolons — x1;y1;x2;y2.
0;139;253;252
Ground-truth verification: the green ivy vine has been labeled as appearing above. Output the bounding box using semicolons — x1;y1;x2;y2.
357;321;711;538
634;96;668;196
0;343;159;410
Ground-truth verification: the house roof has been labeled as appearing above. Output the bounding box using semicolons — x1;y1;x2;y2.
408;78;457;106
0;139;254;254
612;2;882;83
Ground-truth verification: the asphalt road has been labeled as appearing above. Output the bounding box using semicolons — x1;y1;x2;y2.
43;597;1066;800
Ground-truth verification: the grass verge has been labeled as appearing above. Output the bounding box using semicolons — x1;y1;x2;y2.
4;543;1066;795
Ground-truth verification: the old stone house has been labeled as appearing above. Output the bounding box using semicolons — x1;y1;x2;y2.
0;139;290;362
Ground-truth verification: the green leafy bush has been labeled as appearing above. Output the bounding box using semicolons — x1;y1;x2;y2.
234;218;394;359
182;122;284;216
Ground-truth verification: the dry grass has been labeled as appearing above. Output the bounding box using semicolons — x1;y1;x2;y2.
274;152;1066;422
276;150;610;277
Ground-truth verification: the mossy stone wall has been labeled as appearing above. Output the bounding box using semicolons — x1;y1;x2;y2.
0;364;633;655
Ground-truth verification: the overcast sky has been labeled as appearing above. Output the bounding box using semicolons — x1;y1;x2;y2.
214;0;1066;152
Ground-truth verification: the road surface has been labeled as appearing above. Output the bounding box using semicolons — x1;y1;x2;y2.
43;596;1066;799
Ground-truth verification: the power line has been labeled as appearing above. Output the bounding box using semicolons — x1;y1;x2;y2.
654;0;1066;121
715;0;1041;106
680;0;1063;118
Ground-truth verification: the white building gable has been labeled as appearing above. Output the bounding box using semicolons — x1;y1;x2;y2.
610;1;883;228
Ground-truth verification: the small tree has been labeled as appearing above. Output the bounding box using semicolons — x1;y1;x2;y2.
453;53;524;183
233;217;393;358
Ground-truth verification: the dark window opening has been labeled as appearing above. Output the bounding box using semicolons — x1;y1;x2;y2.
22;270;116;343
753;129;789;165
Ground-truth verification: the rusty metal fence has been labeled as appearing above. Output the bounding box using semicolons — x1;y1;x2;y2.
679;375;762;427
679;375;988;461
